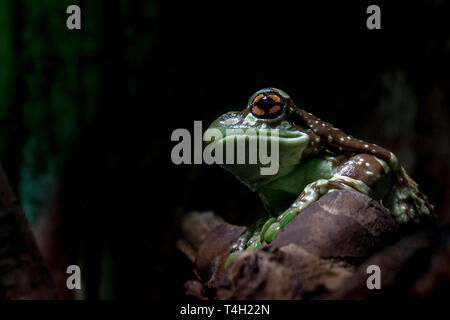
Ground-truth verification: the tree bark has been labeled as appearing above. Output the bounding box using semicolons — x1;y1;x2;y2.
0;165;57;299
180;190;448;299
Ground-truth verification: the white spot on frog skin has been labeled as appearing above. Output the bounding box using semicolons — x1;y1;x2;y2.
315;120;319;124
371;149;376;154
242;113;258;126
364;144;369;148
222;118;240;126
315;137;320;143
321;123;326;127
347;136;351;140
328;135;333;142
339;137;344;142
365;162;370;167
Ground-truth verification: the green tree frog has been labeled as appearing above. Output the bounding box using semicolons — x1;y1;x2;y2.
205;88;434;267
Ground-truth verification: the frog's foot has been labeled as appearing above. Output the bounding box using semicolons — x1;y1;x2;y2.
386;168;435;224
225;228;265;269
227;207;308;257
258;209;299;243
258;154;393;242
253;180;339;245
226;214;290;268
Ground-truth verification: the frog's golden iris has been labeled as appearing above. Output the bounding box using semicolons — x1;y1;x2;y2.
250;91;284;120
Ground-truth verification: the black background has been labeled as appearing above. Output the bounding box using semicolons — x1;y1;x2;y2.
1;0;449;300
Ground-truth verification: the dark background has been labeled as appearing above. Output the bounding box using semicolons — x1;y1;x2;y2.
0;0;449;299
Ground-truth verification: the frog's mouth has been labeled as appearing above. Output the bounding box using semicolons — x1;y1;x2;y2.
204;127;309;147
204;127;309;180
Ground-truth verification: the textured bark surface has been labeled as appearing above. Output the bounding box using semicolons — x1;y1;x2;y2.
269;191;399;259
0;166;57;299
180;190;448;299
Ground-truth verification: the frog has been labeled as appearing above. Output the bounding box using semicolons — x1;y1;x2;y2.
204;87;434;267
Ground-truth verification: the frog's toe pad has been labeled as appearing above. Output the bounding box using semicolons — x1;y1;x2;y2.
388;185;433;224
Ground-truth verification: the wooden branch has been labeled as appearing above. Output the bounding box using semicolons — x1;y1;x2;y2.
180;190;447;299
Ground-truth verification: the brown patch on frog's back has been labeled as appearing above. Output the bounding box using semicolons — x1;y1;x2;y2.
284;106;322;155
336;154;385;188
292;107;394;167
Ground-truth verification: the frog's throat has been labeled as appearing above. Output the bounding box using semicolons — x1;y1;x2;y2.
207;130;310;194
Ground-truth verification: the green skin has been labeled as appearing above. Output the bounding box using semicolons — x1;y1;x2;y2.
205;88;434;268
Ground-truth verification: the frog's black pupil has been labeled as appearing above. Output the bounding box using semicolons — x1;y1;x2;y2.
256;96;276;111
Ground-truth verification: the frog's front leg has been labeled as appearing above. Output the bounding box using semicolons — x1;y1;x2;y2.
260;154;392;243
224;154;386;268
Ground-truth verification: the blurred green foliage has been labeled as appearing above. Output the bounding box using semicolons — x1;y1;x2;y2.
0;0;14;153
0;0;99;223
0;0;159;299
0;0;159;224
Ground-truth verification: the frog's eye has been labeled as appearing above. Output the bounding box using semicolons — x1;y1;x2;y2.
250;93;285;120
